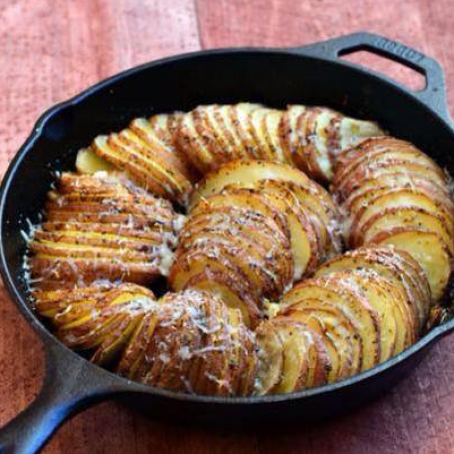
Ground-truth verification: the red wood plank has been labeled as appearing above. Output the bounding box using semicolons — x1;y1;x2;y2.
196;0;454;117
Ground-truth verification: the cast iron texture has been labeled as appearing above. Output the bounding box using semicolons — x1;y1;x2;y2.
0;32;453;454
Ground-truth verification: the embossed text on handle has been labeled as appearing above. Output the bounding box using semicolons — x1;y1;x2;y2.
374;37;425;64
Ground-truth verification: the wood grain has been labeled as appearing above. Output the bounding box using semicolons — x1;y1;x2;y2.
0;0;453;453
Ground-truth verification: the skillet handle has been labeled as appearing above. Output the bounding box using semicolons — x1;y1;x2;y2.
0;341;119;454
293;32;451;122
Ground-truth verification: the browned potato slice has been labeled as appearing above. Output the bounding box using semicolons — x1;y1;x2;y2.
255;180;341;263
271;316;331;392
193;299;231;395
131;116;197;182
197;105;235;165
333;138;445;188
176;110;218;174
248;107;278;161
237;324;260;396
187;234;287;301
35;284;157;366
216;105;249;159
92;135;171;198
33;283;114;318
227;308;251;395
371;247;431;324
213;105;248;160
280;106;383;183
314;247;428;332
336;136;411;168
370;229;451;302
29;172;181;289
29;256;161;290
264;110;288;163
182;206;284;256
182;269;260;328
334;160;447;199
169;243;265;322
350;189;454;244
342;173;454;215
303;323;332;389
262;189;320;277
332;270;413;359
281;303;359;382
148;112;182;146
359;207;454;255
270;318;311;393
107;131;192;204
296;107;336;182
254;320;284;395
181;222;288;288
118;289;257;396
230;103;264;159
33;230;161;253
279;104;307;166
41;221;167;241
177;227;281;305
282;278;381;371
190;188;291;248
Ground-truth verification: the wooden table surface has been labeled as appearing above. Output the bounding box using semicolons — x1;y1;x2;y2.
1;1;454;452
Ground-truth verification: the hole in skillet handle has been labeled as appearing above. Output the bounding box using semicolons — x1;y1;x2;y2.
290;32;452;123
340;50;426;92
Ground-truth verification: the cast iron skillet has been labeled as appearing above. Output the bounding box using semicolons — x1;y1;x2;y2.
0;32;453;454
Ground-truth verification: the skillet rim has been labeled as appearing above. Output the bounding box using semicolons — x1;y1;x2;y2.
0;45;453;405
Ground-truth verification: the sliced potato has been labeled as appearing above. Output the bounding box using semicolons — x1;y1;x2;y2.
370;229;451;302
30;172;180;289
333;270;413;359
282;277;381;372
192;160;311;206
350;189;454;244
343;174;454;215
279;106;383;182
118;289;257;396
131;116;197;182
148;112;182;146
230;103;264;159
254;320;285;395
270;318;311;393
281;303;359;382
334;160;447;199
333;138;444;188
314;247;428;332
76;148;116;174
35;283;158;366
360;206;454;255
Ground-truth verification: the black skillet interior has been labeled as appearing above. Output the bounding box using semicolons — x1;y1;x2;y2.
0;32;454;453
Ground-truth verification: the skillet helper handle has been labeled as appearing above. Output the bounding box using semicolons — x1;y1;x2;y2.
0;342;117;454
295;32;451;122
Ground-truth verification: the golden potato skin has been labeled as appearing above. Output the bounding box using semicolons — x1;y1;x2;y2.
253;245;430;393
29;172;184;290
332;136;453;303
33;283;158;366
118;289;258;396
174;104;381;182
